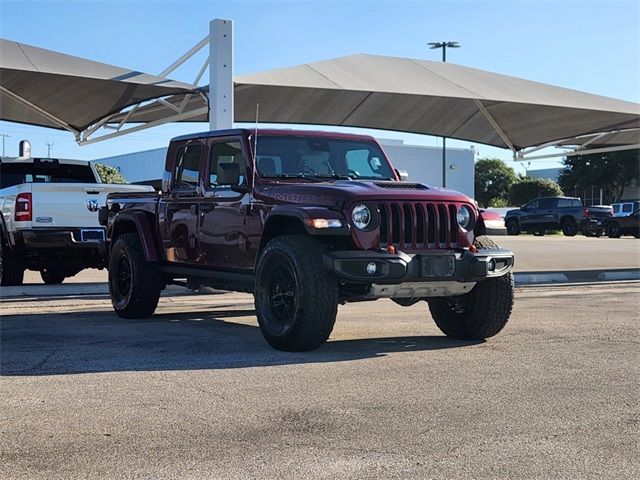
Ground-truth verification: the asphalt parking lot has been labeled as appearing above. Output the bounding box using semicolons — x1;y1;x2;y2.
1;281;639;479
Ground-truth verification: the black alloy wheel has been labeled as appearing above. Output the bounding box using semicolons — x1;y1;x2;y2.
262;254;299;336
113;254;133;304
607;222;622;238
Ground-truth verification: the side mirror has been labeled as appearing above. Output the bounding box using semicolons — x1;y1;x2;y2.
395;169;409;182
217;163;241;186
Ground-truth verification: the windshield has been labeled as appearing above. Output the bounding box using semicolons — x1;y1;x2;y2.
254;135;395;180
0;162;96;189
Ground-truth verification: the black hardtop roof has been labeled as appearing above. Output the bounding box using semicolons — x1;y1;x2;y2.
171;128;378;143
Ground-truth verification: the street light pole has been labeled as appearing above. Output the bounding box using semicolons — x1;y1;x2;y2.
0;133;10;157
428;41;460;188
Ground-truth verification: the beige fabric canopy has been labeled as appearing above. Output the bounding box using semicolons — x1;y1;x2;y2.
116;53;640;152
0;38;197;136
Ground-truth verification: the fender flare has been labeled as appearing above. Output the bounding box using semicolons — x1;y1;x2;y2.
110;210;159;262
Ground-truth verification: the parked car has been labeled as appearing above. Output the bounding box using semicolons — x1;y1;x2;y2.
603;209;640;238
479;209;506;235
504;196;612;237
100;128;515;351
0;157;153;285
612;201;640;218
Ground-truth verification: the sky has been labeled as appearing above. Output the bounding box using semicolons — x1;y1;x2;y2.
0;0;638;174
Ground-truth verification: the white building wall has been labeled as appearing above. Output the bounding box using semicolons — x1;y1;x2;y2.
380;140;475;198
94;139;475;198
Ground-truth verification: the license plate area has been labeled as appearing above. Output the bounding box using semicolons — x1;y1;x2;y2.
421;254;455;278
80;229;105;243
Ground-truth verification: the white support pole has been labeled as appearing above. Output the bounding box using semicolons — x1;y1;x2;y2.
209;18;234;131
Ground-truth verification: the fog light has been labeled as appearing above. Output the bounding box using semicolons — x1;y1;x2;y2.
488;259;496;272
366;262;377;275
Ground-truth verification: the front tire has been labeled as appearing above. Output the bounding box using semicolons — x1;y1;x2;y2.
41;269;65;284
255;235;338;351
506;220;520;235
427;236;514;340
606;222;622;238
562;219;578;236
108;233;162;318
0;240;24;286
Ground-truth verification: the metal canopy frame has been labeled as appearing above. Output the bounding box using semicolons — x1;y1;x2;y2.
74;17;638;159
514;128;640;161
77;19;232;145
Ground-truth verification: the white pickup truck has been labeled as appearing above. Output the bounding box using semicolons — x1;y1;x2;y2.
0;157;153;285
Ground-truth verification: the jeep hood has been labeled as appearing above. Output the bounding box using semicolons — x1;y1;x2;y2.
259;180;474;208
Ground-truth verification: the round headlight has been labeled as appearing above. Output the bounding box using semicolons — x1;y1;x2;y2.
457;205;473;230
352;204;371;230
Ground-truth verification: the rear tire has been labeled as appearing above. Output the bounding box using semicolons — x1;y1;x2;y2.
108;233;162;318
0;240;24;286
40;269;65;285
506;220;520;235
427;236;514;340
255;235;338;351
606;222;622;238
562;219;578;236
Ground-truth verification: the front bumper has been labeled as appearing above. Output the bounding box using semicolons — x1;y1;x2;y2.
324;248;514;285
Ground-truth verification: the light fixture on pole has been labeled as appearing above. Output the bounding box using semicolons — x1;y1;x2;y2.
428;41;461;188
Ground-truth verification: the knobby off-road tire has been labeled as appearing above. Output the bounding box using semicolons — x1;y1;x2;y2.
41;269;65;285
427;235;514;340
0;239;24;286
108;233;162;318
255;235;339;352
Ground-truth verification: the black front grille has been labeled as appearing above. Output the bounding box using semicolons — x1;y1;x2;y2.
378;202;459;249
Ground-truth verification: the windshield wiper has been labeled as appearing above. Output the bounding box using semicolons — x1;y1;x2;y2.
311;173;353;180
260;173;325;181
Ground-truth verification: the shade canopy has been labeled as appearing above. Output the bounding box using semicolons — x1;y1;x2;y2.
116;53;640;153
0;38;198;136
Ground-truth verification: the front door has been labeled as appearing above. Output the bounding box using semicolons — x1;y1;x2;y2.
159;141;205;265
198;138;255;270
519;199;539;230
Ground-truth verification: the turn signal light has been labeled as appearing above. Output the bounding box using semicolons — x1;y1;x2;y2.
387;245;396;254
15;192;32;222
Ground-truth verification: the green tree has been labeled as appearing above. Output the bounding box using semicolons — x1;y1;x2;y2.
474;158;518;207
94;163;128;184
508;177;563;206
558;149;639;203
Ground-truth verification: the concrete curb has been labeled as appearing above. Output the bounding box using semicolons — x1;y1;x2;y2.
2;269;639;299
514;268;640;286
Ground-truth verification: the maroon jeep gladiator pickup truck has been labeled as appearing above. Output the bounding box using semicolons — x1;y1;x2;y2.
100;129;515;351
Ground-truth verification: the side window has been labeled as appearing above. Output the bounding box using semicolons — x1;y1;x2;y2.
557;198;571;208
572;199;582;207
538;198;556;209
526;200;539;210
173;144;202;191
207;140;247;190
622;203;633;214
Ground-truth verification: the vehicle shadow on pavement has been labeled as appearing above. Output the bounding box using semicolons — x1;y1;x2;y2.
0;309;481;376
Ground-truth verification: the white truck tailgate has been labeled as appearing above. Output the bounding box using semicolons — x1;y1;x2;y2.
29;183;154;229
